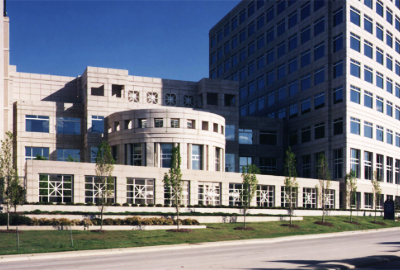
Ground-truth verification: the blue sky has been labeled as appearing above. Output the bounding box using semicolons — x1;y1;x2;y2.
7;0;240;81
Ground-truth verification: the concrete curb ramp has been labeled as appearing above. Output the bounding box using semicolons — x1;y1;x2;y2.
1;227;400;267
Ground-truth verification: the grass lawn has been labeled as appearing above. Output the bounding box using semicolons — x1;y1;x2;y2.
0;216;398;256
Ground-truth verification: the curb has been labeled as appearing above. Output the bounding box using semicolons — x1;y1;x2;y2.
1;227;400;264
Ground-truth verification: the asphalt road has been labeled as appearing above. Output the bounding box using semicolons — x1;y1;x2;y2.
1;230;400;270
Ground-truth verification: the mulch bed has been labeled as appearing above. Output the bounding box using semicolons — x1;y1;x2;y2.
0;230;24;234
166;229;193;233
371;221;387;226
314;221;334;227
280;224;300;229
344;221;360;225
233;226;255;230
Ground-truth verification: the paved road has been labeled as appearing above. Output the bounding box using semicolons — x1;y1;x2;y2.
1;230;400;270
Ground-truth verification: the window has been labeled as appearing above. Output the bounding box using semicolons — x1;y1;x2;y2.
350;149;360;178
39;174;73;203
25;147;49;160
387;55;393;70
266;28;274;43
267;6;274;22
387;31;393;47
364;15;373;34
224;60;230;72
225;153;235;172
239;9;246;24
314;17;325;36
376;23;384;41
364;66;373;84
91;116;104;133
260;131;277;145
364;40;373;58
26;115;49;133
278;88;285;101
154;118;163;128
301;127;311;143
364;121;373;139
301;50;311;67
248;81;256;95
257;35;264;50
85;175;116;204
289;103;298;119
301;26;311;44
350;85;360;104
350;59;361;78
277;42;285;58
240;48;246;61
364;91;373;108
277;20;285;36
224;42;230;54
314;122;325;139
365;0;372;9
376;96;384;113
363;151;373;181
387;79;393;94
249;100;256;114
314;92;325;110
171;119;179;128
365;193;373;209
301;98;311;114
289;130;297;145
267;49;274;64
301;74;311;91
289;81;297;96
257;185;274;206
257;15;264;30
302;155;311;177
147;92;158;104
266;71;274;85
350;33;360;52
334;86;343;104
239;157;252;173
278;64;285;79
217;47;223;60
56;117;80;135
191;145;203;170
376;154;384;180
248;22;255;37
303;188;317;208
376;0;384;16
397;61;400;75
350;117;360;135
333;60;343;78
198;182;220;205
127;178;154;205
397;106;400;121
57;149;80;162
258;97;264;111
333;34;343;52
232;36;238;49
301;2;311;20
376;125;384;142
376;72;384;88
289;58;297;74
165;93;177;106
239;129;253;144
239;68;246;80
225;125;235;141
387;129;394;145
257;56;264;70
396;159;400;184
314;42;325;60
248;61;255;75
350;7;360;26
289;12;297;28
165;180;189;206
333;148;343;179
289;35;297;51
333;117;343;135
281;186;298;207
333;8;343;27
314;67;325;85
257;76;265;90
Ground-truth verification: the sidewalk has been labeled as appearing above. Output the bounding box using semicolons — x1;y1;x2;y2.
1;226;400;267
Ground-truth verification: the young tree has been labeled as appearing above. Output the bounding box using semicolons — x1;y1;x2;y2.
95;141;115;231
345;170;358;223
240;164;260;228
316;153;331;223
284;147;298;226
34;154;47;160
372;170;382;223
163;146;183;230
0;131;24;230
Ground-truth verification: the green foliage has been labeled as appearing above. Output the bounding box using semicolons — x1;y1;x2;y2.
315;153;331;223
66;155;79;162
372;170;382;222
241;164;260;228
283;147;298;225
163;146;183;229
34;154;47;160
345;170;358;222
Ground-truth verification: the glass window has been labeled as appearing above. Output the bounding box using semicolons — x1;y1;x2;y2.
225;153;235;172
301;127;311;143
376;23;384;41
350;33;360;52
314;122;325;139
377;96;384;113
350;117;360;136
350;7;360;26
333;117;343;135
25;147;49;160
364;15;373;34
154;118;163;128
301;2;311;20
365;0;372;9
161;143;173;168
267;49;274;64
257;15;264;30
314;42;325;60
267;7;274;22
257;35;264;50
387;31;393;47
314;92;325;110
387;78;393;93
333;148;343;179
277;64;285;79
364;151;373;180
376;72;384;88
277;0;285;14
314;17;325;36
333;60;343;78
198;182;221;205
364;65;373;84
192;145;202;170
333;8;343;27
225;125;235;141
376;126;384;142
333;86;343;104
364;121;373;139
364;91;373;108
277;19;285;36
278;87;285;101
303;188;317;208
39;174;73;203
387;101;393;117
239;129;253;144
248;22;255;37
289;103;298;119
289;34;297;51
260;131;277;145
364;40;373;58
289;12;297;28
387;130;393;145
26;115;49;133
333;34;343;52
289;81;297;96
266;71;274;85
351;85;360;104
350;59;361;78
301;50;311;67
127;178;154;205
301;26;311;44
266;28;274;43
314;67;325;85
301;74;311;91
91;116;104;133
257;185;275;207
57;149;80;162
301;98;311;114
350;149;360;178
387;54;393;70
277;42;285;58
376;0;383;17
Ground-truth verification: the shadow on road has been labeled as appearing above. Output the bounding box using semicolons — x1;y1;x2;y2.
245;255;400;270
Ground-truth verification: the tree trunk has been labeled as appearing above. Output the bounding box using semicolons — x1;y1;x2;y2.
289;205;292;225
322;189;325;223
244;208;246;228
7;208;10;231
100;206;104;231
177;205;180;230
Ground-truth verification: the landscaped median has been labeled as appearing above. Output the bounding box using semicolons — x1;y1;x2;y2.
0;216;399;256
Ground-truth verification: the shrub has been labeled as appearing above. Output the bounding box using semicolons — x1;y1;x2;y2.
149;217;163;225
155;204;163;207
132;204;138;207
91;218;100;225
38;218;50;226
174;219;182;225
82;219;93;226
141;218;153;225
59;218;72;225
75;203;85;206
113;203;121;207
86;202;94;206
182;218;192;225
139;203;147;207
65;202;75;205
125;217;142;225
162;218;174;225
122;203;130;207
71;219;81;225
103;218;114;225
164;204;171;207
147;204;154;207
113;219;122;225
